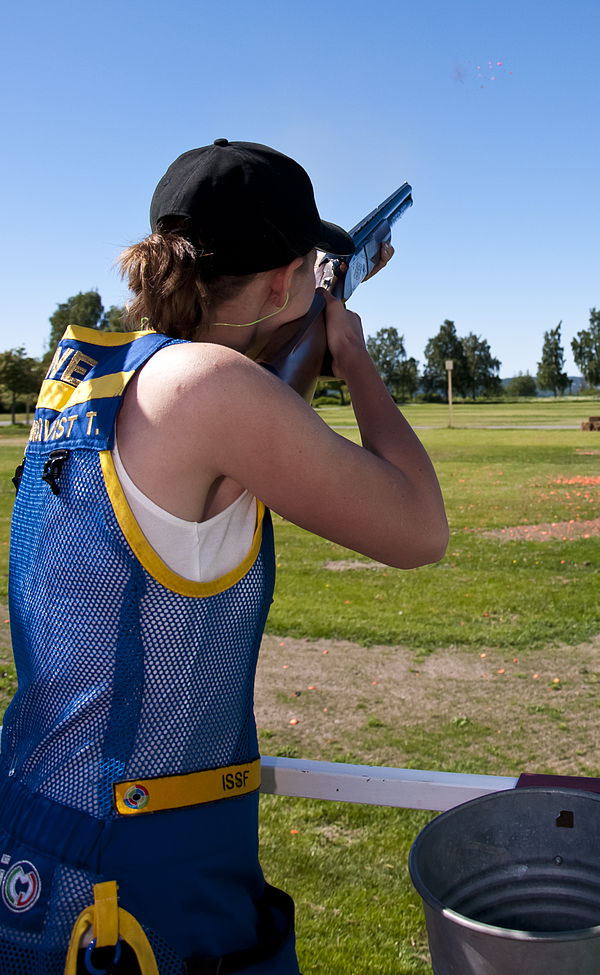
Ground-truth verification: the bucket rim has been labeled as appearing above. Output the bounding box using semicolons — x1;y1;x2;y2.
409;787;600;942
428;903;600;943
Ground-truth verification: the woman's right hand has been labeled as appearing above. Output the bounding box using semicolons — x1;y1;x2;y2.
320;289;369;380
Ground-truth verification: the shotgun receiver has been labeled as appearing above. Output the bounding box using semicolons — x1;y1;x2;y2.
257;181;413;400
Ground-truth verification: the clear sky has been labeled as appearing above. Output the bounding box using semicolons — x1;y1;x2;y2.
1;0;598;377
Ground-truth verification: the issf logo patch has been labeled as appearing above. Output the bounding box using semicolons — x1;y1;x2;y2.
123;783;150;810
1;859;41;913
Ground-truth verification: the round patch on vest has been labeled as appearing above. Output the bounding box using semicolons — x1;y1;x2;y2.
1;860;42;913
123;784;150;810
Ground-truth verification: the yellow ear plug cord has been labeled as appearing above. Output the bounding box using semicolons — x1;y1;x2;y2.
213;291;289;327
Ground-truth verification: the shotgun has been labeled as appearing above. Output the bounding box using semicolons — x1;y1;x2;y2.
257;181;413;401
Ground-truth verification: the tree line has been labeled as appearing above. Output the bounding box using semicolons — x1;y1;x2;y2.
363;312;600;403
1;292;599;420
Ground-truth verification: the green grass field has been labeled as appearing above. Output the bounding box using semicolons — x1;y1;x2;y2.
254;402;600;972
268;425;600;653
0;400;599;973
316;396;599;430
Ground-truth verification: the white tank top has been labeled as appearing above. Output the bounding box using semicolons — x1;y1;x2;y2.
111;439;257;583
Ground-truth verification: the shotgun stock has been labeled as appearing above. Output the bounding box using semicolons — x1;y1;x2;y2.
257;182;412;402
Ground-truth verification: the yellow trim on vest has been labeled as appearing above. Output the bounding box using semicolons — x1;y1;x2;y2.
36;371;135;412
114;759;261;815
64;881;159;975
62;324;157;346
99;450;265;597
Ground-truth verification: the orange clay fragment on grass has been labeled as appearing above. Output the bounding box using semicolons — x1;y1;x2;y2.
533;674;540;679
289;718;299;725
555;476;600;485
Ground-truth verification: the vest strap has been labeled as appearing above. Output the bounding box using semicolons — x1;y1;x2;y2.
63;880;159;975
113;759;261;815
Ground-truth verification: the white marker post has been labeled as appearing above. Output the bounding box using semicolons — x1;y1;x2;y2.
445;359;454;427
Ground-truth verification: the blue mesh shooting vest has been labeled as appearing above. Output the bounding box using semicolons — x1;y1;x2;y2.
0;327;297;974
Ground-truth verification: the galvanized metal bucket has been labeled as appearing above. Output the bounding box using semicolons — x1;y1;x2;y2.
409;788;600;974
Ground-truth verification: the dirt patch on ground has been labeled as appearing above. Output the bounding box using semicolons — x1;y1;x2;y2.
255;633;600;775
0;438;29;447
479;516;600;542
323;559;386;571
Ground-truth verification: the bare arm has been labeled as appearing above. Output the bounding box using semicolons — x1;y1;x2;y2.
147;298;448;568
319;289;448;565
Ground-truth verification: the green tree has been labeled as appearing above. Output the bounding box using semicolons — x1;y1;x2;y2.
366;327;419;402
394;356;420;402
505;372;537;397
461;332;502;399
47;291;126;358
0;347;44;423
572;308;600;388
366;327;406;388
422;320;469;399
537;322;569;396
101;305;126;331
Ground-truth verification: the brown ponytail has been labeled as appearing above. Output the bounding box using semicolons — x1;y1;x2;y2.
118;220;255;340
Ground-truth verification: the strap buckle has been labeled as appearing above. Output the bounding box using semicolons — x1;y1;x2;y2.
41;448;69;495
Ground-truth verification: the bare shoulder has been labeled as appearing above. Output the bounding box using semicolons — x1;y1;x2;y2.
133;340;272;421
117;340;281;520
139;339;253;390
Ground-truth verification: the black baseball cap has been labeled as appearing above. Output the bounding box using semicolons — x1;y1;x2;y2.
149;139;355;274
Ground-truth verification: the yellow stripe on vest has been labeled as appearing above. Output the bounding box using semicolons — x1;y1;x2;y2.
62;325;157;346
36;371;135;412
113;759;261;815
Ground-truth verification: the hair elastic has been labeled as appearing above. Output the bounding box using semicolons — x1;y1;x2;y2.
213;291;289;327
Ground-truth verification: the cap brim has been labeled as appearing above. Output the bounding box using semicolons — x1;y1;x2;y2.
316;221;355;257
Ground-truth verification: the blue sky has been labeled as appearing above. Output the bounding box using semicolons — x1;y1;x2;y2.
1;0;598;377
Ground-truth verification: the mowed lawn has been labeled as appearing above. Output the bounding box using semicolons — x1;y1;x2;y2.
0;399;599;973
259;399;600;974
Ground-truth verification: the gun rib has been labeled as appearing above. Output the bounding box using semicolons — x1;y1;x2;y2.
348;182;412;244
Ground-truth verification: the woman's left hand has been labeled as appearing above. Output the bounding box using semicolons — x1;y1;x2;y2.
363;240;394;281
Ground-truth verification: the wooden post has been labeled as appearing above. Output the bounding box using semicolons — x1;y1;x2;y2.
445;359;454;427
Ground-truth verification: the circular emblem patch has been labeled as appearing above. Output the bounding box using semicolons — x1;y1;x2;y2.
1;861;41;913
123;784;150;810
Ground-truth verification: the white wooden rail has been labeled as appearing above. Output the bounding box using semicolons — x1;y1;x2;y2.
260;756;517;811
